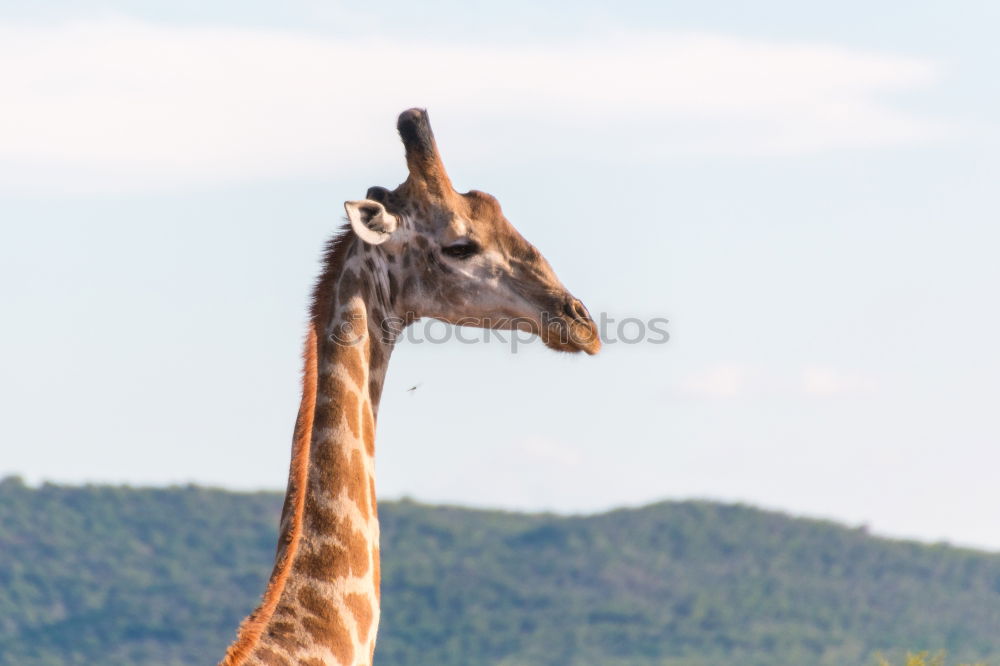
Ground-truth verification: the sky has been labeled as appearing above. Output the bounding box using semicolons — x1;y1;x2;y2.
2;1;999;549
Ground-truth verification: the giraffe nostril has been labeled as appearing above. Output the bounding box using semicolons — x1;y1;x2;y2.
565;298;591;324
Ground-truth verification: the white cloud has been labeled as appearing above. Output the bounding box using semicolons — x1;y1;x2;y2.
675;364;880;398
676;364;752;398
800;366;878;396
0;19;944;193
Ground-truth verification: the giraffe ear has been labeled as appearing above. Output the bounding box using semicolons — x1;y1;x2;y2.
345;199;398;245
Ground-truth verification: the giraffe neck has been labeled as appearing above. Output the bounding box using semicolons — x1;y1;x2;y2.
222;234;396;666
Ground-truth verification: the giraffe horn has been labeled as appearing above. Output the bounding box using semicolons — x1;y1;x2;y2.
397;108;454;197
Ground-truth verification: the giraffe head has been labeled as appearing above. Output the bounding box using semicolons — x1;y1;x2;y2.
344;108;601;355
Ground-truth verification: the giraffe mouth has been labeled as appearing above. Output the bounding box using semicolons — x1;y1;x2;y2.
535;298;601;355
539;319;601;355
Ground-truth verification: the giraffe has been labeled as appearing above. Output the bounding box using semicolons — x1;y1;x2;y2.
219;108;600;666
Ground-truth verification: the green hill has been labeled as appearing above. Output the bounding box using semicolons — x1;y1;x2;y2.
0;477;997;666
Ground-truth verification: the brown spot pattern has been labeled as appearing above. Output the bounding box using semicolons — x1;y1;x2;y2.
315;375;360;440
296;586;360;664
313;375;343;436
294;542;350;582
347;449;370;521
307;441;349;508
294;513;370;582
343;345;366;389
304;492;338;534
345;592;374;640
337;268;359;306
265;620;302;652
301;610;354;666
253;647;290;666
297;585;333;619
274;605;297;618
344;520;370;576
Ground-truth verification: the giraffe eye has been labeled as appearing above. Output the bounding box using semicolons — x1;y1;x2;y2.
441;240;481;260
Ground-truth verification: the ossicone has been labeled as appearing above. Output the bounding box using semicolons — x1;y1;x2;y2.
397;108;453;198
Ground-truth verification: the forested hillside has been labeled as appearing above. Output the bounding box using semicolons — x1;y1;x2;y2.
0;477;997;665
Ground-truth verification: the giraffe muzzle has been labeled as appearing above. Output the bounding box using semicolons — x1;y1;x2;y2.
539;296;601;355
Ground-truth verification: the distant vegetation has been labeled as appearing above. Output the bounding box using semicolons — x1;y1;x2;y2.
0;477;998;665
876;653;985;666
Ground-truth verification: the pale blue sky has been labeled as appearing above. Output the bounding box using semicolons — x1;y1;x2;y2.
2;1;999;549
